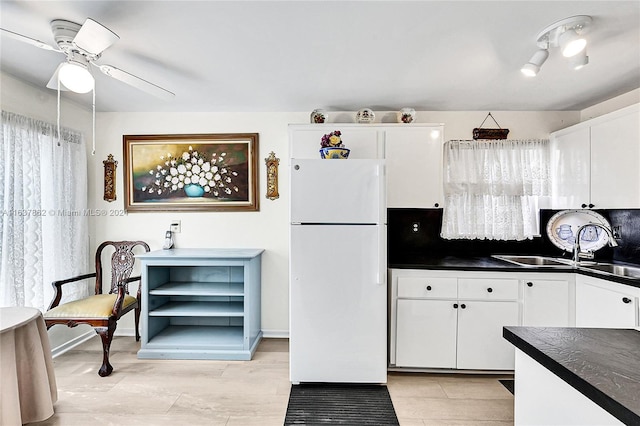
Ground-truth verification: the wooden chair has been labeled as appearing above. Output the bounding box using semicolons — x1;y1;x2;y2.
44;240;150;377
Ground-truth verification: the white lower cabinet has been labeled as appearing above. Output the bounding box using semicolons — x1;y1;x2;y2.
522;278;572;327
456;300;518;370
391;270;519;371
391;268;640;370
575;275;639;328
396;299;457;368
396;299;519;370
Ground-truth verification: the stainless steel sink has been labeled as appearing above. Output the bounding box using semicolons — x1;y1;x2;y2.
492;255;640;279
578;263;640;279
492;255;573;267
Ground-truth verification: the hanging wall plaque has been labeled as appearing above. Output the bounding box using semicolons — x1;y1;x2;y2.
103;154;117;202
265;151;280;200
473;112;510;140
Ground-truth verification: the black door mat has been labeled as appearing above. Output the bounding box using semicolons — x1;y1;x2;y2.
499;379;515;395
285;383;400;425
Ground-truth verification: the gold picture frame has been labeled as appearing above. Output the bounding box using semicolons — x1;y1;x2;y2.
123;133;259;212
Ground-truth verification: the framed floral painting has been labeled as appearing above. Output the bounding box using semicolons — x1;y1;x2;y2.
123;133;259;212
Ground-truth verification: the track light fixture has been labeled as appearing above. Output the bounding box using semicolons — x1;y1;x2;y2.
521;15;592;77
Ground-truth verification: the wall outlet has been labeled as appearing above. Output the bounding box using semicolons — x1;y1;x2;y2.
170;220;181;233
613;226;621;239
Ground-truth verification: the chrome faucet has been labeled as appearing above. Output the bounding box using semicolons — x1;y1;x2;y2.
573;223;619;264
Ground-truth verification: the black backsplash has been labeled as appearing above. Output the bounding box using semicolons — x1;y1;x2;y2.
388;208;640;266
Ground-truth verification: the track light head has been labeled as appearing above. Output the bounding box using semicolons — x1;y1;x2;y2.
570;49;589;70
521;49;549;77
559;29;587;57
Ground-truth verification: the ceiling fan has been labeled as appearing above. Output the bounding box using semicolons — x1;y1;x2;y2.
1;18;175;99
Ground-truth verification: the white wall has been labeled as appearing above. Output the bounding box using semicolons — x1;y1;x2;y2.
580;88;640;121
92;109;580;336
93;112;299;336
6;69;633;340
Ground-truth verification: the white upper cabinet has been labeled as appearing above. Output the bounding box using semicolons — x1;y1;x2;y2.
550;104;640;209
289;123;445;208
550;127;591;208
385;126;444;208
589;108;640;208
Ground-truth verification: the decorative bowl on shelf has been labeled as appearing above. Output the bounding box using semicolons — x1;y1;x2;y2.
397;107;416;123
310;109;328;123
356;108;375;123
319;147;350;159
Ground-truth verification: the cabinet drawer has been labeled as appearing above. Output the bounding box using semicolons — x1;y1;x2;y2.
458;279;518;300
397;276;457;298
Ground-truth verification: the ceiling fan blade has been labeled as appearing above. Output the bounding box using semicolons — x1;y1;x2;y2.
73;18;119;55
96;64;175;100
45;63;70;91
1;27;60;51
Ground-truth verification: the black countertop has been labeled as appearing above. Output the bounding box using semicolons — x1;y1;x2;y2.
503;326;640;425
389;256;640;288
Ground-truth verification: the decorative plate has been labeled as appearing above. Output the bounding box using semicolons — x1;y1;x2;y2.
545;209;611;253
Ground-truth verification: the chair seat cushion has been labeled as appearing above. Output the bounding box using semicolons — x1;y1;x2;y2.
44;294;137;319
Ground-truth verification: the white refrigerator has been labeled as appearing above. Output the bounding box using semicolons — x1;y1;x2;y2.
289;158;387;384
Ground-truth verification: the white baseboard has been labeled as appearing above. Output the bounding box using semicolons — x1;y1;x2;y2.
261;329;289;339
114;327;135;337
51;330;95;358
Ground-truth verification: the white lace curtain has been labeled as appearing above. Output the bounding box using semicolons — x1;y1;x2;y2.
0;110;89;310
441;139;550;241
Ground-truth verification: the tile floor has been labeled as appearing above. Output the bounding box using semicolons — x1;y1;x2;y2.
28;336;514;425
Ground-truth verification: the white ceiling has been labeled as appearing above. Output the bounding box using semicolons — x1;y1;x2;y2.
1;1;639;113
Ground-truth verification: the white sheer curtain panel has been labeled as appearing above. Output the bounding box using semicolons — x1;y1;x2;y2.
0;111;89;310
441;139;550;241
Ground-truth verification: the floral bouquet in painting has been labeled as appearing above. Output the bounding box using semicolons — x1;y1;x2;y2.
142;146;240;198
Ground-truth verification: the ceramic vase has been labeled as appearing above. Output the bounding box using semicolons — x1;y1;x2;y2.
184;184;205;197
310;109;328;123
356;108;375;123
397;107;416;123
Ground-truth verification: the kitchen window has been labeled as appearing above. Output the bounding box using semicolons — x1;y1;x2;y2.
440;139;550;241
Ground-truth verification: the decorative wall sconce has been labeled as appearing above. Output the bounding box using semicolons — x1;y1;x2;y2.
265;151;279;200
103;154;117;202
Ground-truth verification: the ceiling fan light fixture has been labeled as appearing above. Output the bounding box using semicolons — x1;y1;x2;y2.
560;29;587;57
58;60;94;93
521;49;549;77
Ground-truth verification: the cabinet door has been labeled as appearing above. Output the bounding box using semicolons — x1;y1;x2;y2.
395;299;457;368
575;280;637;328
386;127;444;208
522;280;570;326
550;126;591;209
590;109;640;208
456;301;519;370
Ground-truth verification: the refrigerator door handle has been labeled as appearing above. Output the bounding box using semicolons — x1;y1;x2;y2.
376;224;386;286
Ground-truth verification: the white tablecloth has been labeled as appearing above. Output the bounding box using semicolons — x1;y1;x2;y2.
0;307;57;425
